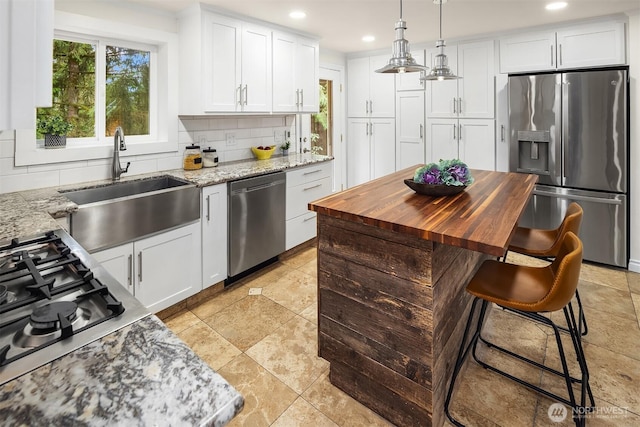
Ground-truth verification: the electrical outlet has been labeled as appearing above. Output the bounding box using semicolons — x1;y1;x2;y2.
225;133;236;146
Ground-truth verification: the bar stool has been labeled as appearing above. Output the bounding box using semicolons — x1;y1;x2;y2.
445;232;594;427
506;202;587;336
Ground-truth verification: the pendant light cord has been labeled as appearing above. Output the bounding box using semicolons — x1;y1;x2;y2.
439;0;443;40
400;0;403;19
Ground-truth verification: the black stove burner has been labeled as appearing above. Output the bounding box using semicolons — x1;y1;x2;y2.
0;285;7;305
30;301;78;331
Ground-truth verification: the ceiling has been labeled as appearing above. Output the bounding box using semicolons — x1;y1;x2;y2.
64;1;640;53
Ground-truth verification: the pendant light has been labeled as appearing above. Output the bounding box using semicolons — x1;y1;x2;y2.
422;0;459;81
375;0;427;73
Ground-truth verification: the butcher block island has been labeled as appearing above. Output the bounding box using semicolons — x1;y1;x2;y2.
308;167;537;427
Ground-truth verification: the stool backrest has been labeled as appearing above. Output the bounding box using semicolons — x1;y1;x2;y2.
543;232;583;312
548;202;583;257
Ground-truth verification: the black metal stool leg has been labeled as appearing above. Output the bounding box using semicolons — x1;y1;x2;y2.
445;298;489;427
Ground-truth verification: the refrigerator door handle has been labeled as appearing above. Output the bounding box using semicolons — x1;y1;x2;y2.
532;189;623;205
561;77;568;186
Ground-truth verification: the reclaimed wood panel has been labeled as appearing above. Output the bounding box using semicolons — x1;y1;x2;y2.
310;168;537;256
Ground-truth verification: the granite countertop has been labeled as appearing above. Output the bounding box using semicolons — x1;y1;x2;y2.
0;153;332;242
0;315;244;426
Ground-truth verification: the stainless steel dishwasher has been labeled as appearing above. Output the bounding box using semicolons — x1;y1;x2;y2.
228;172;286;283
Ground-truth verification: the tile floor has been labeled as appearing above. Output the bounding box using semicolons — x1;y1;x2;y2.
160;246;640;426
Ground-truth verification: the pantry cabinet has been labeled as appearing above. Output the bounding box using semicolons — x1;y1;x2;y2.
396;91;425;170
179;7;272;114
425;40;495;119
427;118;495;171
347;55;396;118
272;32;319;113
347;118;395;187
92;223;202;313
285;162;333;250
201;184;227;288
499;21;625;73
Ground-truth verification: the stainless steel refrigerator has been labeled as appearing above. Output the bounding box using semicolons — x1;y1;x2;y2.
508;69;628;267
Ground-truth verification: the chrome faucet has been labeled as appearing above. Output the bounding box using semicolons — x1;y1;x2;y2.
112;126;130;181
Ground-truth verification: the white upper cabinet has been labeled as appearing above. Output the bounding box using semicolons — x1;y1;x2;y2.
273;32;319;113
499;21;626;73
426;40;495;119
179;7;272;114
348;55;396;118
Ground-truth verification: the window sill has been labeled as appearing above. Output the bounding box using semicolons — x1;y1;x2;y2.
14;129;178;166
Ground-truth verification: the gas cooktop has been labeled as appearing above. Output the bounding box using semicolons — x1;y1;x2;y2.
0;229;149;386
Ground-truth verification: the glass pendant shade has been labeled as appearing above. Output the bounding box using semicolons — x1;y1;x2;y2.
375;1;427;73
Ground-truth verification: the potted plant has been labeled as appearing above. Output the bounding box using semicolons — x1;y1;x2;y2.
37;115;73;149
280;140;291;156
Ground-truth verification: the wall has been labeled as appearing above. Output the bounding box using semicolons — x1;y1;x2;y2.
627;10;640;272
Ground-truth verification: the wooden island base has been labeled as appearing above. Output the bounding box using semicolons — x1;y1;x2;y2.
317;215;489;426
310;168;537;427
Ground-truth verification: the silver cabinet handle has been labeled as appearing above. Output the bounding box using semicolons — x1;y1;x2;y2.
243;85;248;105
453;97;457;114
300;89;304;107
559;44;562;66
303;184;322;191
296;89;300;107
419;124;423;139
369;123;373;135
458;98;462;114
365;122;369;135
500;125;505;142
236;86;242;105
303;169;321;176
138;252;142;282
365;100;369;114
206;195;211;221
303;215;316;222
369;100;373;114
551;45;554;66
127;254;132;287
453;124;456;139
459;124;463;140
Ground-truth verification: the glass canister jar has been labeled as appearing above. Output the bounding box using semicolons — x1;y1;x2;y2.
183;144;203;170
202;147;219;168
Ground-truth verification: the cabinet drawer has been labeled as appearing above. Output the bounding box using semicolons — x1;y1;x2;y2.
286;176;332;219
287;162;332;187
286;211;316;250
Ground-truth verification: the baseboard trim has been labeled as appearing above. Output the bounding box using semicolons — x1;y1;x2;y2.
628;259;640;273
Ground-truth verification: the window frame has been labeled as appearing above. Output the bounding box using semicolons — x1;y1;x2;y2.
15;10;178;166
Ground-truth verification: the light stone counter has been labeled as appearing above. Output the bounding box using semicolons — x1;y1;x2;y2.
0;153;332;242
0;315;244;427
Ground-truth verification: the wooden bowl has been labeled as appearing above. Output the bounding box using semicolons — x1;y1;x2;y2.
404;179;467;196
251;146;276;160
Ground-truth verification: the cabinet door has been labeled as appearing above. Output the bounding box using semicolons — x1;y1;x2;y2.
202;184;228;289
427;119;458;163
241;23;272;112
425;45;458;118
369;54;396;117
556;22;625;69
495;73;509;172
396;91;425;170
135;222;201;313
499;31;556;73
370;118;396;179
347;57;371;117
297;37;319;113
203;14;242;112
459;119;496;171
92;243;134;295
458;41;494;119
272;32;297;112
347;118;371;187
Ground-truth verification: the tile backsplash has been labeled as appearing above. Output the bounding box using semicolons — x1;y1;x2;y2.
0;115;296;194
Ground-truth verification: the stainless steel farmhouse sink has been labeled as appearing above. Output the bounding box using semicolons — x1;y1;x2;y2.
61;176;200;252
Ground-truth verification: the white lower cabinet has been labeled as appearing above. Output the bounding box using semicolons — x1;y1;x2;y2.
285;162;333;250
201;184;228;288
92;222;202;313
427;118;495;170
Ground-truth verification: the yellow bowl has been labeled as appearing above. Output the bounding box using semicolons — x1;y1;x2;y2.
251;146;276;160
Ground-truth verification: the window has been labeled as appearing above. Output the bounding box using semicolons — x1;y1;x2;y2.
36;34;153;143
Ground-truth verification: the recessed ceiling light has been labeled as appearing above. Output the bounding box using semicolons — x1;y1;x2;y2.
546;2;568;10
362;35;375;43
289;11;306;19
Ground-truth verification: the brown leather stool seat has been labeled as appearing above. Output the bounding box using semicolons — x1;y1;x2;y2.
445;232;594;427
507;202;587;335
